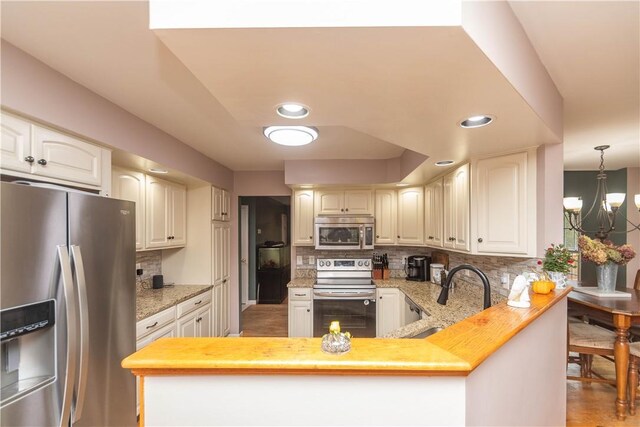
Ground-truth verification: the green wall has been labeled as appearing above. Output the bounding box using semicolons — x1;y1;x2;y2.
564;169;627;288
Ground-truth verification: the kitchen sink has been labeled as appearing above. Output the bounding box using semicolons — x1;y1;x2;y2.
406;327;443;339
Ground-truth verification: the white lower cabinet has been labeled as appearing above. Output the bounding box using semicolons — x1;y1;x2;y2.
376;288;403;337
288;288;312;337
177;304;212;338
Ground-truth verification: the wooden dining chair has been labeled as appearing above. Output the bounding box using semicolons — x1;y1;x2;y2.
568;321;616;384
629;342;640;415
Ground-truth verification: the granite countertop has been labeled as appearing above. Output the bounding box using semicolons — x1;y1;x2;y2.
288;276;506;338
136;284;213;321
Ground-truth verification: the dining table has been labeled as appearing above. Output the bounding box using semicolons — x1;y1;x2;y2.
568;287;640;421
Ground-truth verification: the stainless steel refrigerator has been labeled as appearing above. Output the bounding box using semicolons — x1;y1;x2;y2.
1;181;136;426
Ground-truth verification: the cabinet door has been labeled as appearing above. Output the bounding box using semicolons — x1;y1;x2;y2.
212;224;224;285
374;190;396;245
475;153;527;254
212;284;222;337
1;113;32;173
196;304;212;337
288;300;312;337
112;168;146;250
177;310;199;337
221;281;230;336
315;191;344;215
222;224;230;280
169;183;187;246
343;190;373;215
397;187;424;245
222;189;231;221
293;190;314;245
424;179;443;248
443;173;455;249
32;126;103;186
452;164;470;251
212;187;223;221
376;288;401;337
145;176;170;248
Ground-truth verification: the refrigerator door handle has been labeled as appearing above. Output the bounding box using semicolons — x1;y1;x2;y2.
70;245;90;423
57;245;78;427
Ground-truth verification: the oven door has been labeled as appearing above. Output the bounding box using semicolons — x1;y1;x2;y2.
313;290;376;338
315;224;362;250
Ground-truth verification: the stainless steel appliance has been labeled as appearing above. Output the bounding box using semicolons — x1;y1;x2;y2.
313;258;376;337
405;255;430;282
314;217;374;251
0;181;136;426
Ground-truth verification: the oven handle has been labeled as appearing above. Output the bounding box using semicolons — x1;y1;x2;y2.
313;291;376;299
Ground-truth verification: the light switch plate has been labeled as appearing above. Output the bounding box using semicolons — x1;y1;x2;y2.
296;256;303;265
501;273;510;288
309;256;315;265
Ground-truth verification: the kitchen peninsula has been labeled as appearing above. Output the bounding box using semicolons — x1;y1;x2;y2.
122;288;570;426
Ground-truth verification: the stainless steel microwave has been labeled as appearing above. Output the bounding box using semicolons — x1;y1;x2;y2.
314;216;375;250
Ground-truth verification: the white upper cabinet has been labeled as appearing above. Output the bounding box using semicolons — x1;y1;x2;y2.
293;190;314;246
32;126;103;186
111;167;146;250
473;151;531;255
1;112;111;191
443;164;470;252
425;178;443;248
397;187;424;245
212;187;231;221
374;190;397;245
315;189;373;215
145;175;186;249
1;112;32;173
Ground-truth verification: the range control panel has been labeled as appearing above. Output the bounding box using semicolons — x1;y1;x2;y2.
1;300;55;341
317;258;372;271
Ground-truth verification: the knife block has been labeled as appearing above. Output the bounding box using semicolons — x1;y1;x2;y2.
372;268;390;280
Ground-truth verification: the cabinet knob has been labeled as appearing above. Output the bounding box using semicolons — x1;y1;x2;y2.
478;237;483;243
376;235;380;238
345;208;349;212
428;236;434;240
397;235;400;239
37;158;47;166
309;236;313;239
341;208;344;212
24;156;35;163
380;296;383;300
306;309;310;312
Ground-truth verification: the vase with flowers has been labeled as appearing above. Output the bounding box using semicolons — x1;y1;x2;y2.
537;244;573;289
578;235;636;292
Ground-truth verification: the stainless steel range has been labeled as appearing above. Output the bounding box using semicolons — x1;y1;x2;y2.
313;258;376;338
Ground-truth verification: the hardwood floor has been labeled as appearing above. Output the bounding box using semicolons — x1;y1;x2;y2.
567;354;639;426
241;300;288;337
241;307;639;424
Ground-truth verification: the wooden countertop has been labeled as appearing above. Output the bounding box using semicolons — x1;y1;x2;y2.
122;288;571;377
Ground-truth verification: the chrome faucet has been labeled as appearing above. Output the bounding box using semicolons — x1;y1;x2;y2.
436;264;492;310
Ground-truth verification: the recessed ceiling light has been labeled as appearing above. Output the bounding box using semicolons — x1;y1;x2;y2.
435;160;455;167
396;183;410;187
148;168;168;174
276;103;310;119
460;115;493;128
300;185;313;189
264;126;318;146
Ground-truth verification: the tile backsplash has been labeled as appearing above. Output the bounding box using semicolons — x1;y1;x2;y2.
294;246;538;295
135;250;162;291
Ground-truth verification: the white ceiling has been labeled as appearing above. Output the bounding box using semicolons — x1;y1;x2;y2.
510;0;640;171
1;1;637;175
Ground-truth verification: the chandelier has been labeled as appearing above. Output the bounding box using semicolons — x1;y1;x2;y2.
563;145;640;240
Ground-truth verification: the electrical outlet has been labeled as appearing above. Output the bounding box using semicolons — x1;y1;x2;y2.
136;263;141;270
501;273;510;289
402;256;407;264
296;256;303;266
309;256;315;265
257;228;262;235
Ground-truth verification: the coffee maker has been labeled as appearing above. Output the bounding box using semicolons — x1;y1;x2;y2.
405;255;431;282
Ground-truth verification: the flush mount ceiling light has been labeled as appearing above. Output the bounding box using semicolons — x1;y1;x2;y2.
263;126;318;146
460;115;493;128
435;160;455;167
148;168;168;174
276;103;310;119
396;183;410;187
